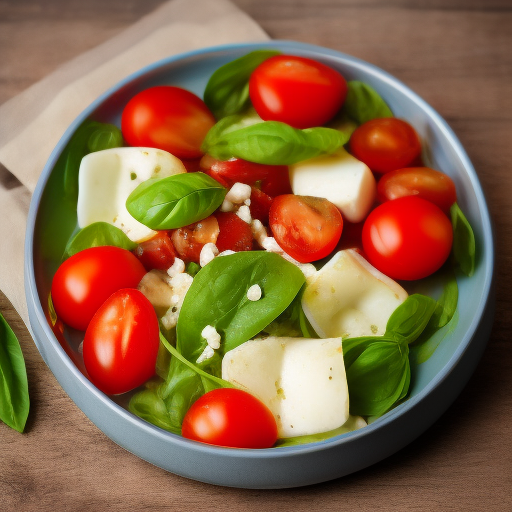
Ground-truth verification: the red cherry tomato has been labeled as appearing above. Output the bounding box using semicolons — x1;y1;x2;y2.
362;196;453;281
215;212;253;253
377;166;457;214
350;118;422;174
200;155;291;197
249;187;273;224
249;55;347;129
51;246;146;331
83;289;160;395
269;195;343;263
121;86;216;159
182;388;278;449
171;215;219;264
135;231;176;271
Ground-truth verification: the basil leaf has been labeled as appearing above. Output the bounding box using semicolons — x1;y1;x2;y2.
126;172;226;230
185;261;201;277
87;124;124;153
63;222;137;259
177;252;305;370
0;312;29;433
342;81;393;125
202;117;350;165
450;202;476;277
204;50;280;119
385;294;437;344
128;387;179;433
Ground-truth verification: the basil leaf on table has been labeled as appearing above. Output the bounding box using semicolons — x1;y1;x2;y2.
126;172;226;230
63;222;136;259
202;116;351;165
0;312;29;433
204;50;280;119
450;202;476;277
342;81;393;125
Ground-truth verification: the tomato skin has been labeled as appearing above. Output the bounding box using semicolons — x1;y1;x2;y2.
377;166;457;213
182;388;278;449
269;195;343;263
171;216;219;264
249;55;347;129
215;212;254;253
350;118;422;174
83;289;160;395
121;86;215;159
249;187;273;224
362;196;453;281
135;231;176;271
51;246;146;331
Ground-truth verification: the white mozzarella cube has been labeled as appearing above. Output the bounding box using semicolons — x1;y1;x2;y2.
302;249;408;339
77;147;186;242
289;148;376;223
222;336;349;438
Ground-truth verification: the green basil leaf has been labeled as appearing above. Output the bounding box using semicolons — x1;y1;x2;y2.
450;202;476;277
87;124;124;153
342;81;393;125
185;261;201;277
126;172;226;230
0;312;29;433
128;387;179;434
177;252;305;371
204;50;280;119
202;117;350;165
63;222;137;259
385;294;437;344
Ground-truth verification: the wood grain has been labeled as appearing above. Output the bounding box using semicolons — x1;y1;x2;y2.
1;0;511;510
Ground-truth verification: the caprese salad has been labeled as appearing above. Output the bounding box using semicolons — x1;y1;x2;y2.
48;51;475;449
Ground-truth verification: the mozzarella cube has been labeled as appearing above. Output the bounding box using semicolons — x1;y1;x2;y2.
77;147;186;242
302;249;408;339
289;148;376;223
222;336;349;438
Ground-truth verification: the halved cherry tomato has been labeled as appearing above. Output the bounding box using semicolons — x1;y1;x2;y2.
215;212;253;253
171;215;219;264
249;55;347;129
121;86;216;159
182;388;278;448
362;196;453;281
83;289;160;395
200;155;291;197
135;231;176;271
350;118;422;174
249;187;273;224
377;166;457;213
51;246;146;331
269;195;343;263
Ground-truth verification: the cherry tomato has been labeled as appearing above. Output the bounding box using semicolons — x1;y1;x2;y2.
135;231;176;271
377;166;457;213
249;187;273;224
182;388;278;449
83;289;160;395
215;212;253;253
51;246;146;331
171;215;219;263
249;55;347;129
200;155;291;197
362;196;453;281
350;118;422;174
121;86;216;159
269;195;343;263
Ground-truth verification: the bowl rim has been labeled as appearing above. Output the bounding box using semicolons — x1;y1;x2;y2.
24;40;495;460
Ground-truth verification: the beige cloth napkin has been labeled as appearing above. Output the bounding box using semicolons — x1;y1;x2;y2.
0;0;269;327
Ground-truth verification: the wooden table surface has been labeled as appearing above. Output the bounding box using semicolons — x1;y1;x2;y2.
1;0;511;510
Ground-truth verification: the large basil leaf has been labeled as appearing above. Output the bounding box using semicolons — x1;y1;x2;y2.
126;172;226;230
0;313;29;433
177;252;305;368
63;222;136;259
87;124;123;153
450;202;476;277
202;117;350;165
204;50;280;119
342;80;393;125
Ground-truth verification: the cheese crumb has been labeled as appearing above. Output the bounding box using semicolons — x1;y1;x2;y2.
218;250;236;257
201;324;221;350
196;345;215;364
236;205;252;224
225;182;252;204
220;199;235;212
247;284;262;301
199;243;219;267
161;273;194;329
166;257;185;278
251;219;268;246
261;236;283;253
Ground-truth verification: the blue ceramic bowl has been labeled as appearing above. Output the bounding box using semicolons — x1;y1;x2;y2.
24;41;495;488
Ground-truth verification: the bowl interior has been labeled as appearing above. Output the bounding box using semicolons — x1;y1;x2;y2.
29;42;493;445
